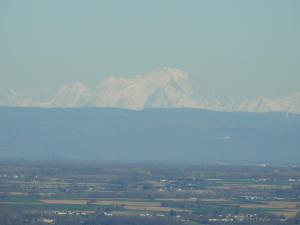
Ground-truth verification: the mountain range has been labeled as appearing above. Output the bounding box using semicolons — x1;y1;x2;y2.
1;68;299;113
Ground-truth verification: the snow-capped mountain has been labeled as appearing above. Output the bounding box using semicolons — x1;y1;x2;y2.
0;68;299;113
90;68;198;109
45;82;91;107
237;93;300;113
0;89;34;107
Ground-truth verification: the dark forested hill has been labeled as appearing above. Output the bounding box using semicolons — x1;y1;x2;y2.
0;107;299;163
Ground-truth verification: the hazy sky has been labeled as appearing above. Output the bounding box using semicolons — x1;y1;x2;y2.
0;0;299;99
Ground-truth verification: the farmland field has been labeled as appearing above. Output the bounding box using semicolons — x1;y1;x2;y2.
0;161;300;224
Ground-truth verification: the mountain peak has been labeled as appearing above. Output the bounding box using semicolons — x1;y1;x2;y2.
56;81;90;93
142;67;189;81
47;82;91;107
102;68;189;84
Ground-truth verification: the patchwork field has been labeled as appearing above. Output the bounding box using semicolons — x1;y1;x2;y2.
1;162;300;225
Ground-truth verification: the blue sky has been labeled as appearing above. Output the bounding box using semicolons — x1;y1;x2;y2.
0;0;299;98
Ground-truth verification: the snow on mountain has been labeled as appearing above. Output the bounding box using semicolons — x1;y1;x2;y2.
91;68;198;109
46;82;91;107
0;89;34;107
0;68;299;113
238;93;300;113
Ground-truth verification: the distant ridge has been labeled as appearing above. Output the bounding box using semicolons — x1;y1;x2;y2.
0;107;299;163
1;68;299;113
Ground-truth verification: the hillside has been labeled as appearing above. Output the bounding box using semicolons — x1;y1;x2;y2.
0;107;299;163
